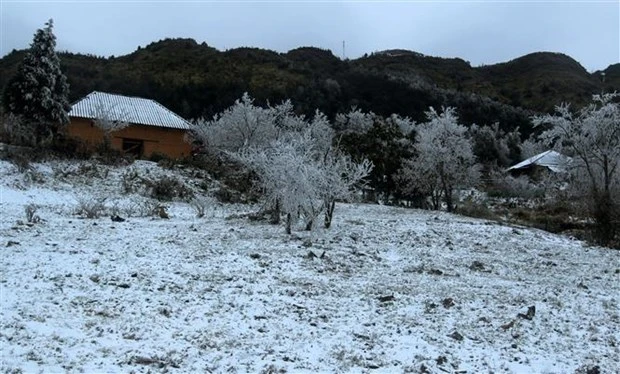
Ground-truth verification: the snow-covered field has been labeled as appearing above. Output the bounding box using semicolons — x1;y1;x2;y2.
1;160;618;373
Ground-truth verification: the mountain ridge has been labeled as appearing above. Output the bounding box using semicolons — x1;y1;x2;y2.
1;38;616;134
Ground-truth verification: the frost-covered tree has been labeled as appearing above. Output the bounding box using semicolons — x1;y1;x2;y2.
386;113;416;139
90;98;130;150
533;93;620;245
2;19;70;145
319;150;373;228
209;95;372;233
236;128;371;233
334;107;375;134
235;131;322;234
398;107;480;212
520;137;547;159
191;93;280;152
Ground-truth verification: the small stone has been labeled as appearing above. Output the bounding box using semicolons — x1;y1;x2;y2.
442;297;456;308
378;295;395;303
517;305;536;320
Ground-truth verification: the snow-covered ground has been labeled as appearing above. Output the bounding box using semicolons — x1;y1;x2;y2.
1;160;618;373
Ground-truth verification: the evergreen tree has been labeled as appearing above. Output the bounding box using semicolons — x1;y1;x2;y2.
3;19;70;144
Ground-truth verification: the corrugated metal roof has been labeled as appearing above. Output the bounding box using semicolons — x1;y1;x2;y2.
507;150;571;173
69;91;191;130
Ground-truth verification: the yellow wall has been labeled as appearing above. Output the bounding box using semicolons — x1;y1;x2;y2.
67;117;192;159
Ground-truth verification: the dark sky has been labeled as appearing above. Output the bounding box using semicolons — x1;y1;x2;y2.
2;1;619;71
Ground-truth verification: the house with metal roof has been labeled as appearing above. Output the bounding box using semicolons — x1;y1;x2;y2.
506;150;572;182
67;91;192;159
506;150;571;173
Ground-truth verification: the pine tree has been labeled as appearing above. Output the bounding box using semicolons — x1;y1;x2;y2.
3;19;70;144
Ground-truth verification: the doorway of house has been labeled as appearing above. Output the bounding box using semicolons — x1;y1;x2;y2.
122;138;144;158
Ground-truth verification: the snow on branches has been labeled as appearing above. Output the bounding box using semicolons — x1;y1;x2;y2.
334;107;375;134
533;93;620;244
533;93;620;195
90;97;130;148
398;107;479;212
192;93;281;152
2;19;70;145
194;93;372;233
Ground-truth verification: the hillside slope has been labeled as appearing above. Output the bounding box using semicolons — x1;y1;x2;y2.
1;159;617;373
476;52;602;112
1;39;616;127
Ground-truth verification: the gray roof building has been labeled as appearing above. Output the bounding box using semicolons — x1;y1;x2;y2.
69;91;191;130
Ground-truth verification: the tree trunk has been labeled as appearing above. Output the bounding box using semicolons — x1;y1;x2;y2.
285;213;292;235
102;133;112;151
592;191;615;246
270;199;280;224
324;200;336;229
442;180;453;212
445;192;454;212
431;190;441;210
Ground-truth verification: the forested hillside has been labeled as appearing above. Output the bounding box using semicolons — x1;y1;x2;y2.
1;38;616;136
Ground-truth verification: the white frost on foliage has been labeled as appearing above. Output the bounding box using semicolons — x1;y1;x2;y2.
533;93;620;196
399;107;480;210
90;97;131;135
236;131;325;222
387;113;416;137
234;116;371;230
191;93;280;152
193;94;372;231
6;19;70;127
334;107;375;134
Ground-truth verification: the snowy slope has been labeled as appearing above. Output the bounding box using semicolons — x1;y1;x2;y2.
0;160;618;373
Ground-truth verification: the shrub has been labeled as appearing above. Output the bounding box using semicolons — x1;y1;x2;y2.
24;203;40;223
51;137;92;160
457;200;500;221
121;169;141;194
0;113;37;147
120;199;161;218
75;196;107;218
148;176;194;201
191;196;216;218
94;144;130;166
9;152;31;173
511;201;584;234
486;171;546;200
